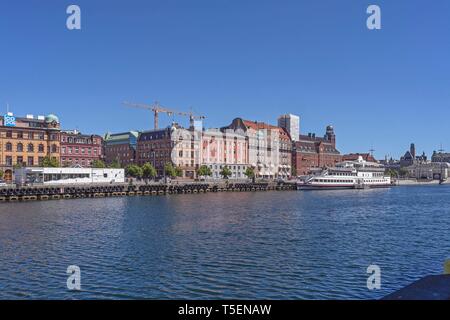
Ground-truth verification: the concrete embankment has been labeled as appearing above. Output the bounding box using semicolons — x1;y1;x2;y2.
395;179;449;186
0;181;297;203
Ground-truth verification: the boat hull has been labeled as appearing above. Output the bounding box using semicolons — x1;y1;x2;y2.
297;183;391;190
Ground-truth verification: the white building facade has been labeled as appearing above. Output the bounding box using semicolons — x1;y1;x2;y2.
170;126;201;179
201;128;249;179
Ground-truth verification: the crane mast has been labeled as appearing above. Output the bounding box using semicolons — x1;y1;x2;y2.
123;101;205;130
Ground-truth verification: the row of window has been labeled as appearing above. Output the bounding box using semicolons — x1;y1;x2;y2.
3;156;47;166
314;179;352;183
44;174;90;182
2;131;58;140
330;172;357;176
61;147;99;155
207;165;248;171
139;151;170;159
62;137;100;144
107;146;132;152
2;142;58;153
140;142;172;149
314;178;388;183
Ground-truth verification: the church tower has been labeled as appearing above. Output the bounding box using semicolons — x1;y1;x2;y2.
410;143;416;159
325;125;336;147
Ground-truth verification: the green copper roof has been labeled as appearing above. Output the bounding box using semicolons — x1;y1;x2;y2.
45;114;59;123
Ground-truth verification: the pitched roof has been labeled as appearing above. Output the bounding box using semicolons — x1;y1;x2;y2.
242;120;279;130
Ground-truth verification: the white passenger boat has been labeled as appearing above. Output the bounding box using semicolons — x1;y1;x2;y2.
297;156;391;190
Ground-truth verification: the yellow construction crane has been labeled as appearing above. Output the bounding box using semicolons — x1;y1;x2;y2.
123;101;206;130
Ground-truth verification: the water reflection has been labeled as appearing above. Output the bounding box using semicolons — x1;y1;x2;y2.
0;186;449;299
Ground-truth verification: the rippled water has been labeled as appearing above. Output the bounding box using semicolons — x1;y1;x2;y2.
0;185;449;299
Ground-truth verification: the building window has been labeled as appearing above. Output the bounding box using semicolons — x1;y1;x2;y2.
6;131;12;138
5;142;12;152
27;156;34;166
51;144;58;153
38;144;45;153
38;157;44;166
17;132;23;139
17;143;23;152
17;156;23;166
27;143;34;152
5;156;12;166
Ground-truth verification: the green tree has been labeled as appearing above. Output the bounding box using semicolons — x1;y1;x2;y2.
220;165;232;179
0;170;4;179
142;162;157;179
42;156;59;167
91;159;106;168
175;166;183;177
197;165;212;178
385;168;398;178
62;162;70;168
399;168;408;178
244;167;255;179
126;164;143;178
109;159;121;169
164;162;176;177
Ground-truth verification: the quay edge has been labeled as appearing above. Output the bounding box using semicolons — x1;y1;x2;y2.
0;181;297;203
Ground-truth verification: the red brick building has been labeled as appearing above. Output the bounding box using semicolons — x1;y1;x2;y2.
60;130;103;167
342;153;377;162
103;131;139;167
136;128;172;176
292;125;342;176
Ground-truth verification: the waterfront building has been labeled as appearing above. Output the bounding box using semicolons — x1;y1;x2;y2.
60;130;103;167
292;125;342;176
277;127;292;179
201;128;249;179
400;143;427;167
170;125;201;179
278;114;299;142
136;124;201;179
380;157;400;170
431;151;450;163
103;131;139;167
136;127;172;176
342;153;377;162
14;167;125;185
404;162;449;180
223;118;281;179
0;112;61;182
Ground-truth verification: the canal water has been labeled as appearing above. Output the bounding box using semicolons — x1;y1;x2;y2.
0;185;449;299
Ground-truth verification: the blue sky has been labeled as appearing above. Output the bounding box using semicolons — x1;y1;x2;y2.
1;0;449;159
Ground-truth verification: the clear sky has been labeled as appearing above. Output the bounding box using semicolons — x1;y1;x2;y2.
1;0;449;159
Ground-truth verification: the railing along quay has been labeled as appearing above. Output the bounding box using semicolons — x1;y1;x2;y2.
0;181;297;202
